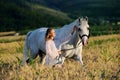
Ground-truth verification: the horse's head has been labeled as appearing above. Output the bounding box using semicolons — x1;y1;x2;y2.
75;17;90;46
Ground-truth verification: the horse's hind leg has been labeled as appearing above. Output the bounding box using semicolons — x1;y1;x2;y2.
26;50;38;63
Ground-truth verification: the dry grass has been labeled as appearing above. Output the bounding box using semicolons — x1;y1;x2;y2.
0;35;25;43
0;31;16;37
0;34;120;80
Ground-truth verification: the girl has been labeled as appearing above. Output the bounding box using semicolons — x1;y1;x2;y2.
45;27;76;68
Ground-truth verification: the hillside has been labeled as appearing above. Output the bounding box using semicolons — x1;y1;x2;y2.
0;0;72;32
28;0;120;24
0;0;120;32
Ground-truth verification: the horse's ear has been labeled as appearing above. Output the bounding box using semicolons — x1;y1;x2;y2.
78;17;81;22
85;16;88;21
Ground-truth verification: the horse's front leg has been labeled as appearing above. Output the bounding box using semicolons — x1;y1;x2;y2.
41;56;46;65
61;56;66;65
75;47;83;66
76;53;83;65
38;50;46;65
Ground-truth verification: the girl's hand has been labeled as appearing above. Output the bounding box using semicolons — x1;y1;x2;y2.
58;50;62;54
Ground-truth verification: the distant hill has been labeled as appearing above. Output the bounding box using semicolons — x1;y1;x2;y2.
0;0;120;32
0;0;72;32
27;0;120;24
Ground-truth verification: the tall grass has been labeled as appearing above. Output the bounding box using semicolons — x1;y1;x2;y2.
0;31;16;37
0;34;120;80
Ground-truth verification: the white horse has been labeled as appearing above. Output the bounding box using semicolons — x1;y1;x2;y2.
21;17;90;66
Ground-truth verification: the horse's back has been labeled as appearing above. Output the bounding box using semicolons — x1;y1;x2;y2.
27;28;48;53
28;28;47;38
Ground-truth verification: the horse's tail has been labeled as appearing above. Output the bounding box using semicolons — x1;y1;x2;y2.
21;31;32;66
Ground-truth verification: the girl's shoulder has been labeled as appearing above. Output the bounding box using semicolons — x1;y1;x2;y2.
46;40;54;44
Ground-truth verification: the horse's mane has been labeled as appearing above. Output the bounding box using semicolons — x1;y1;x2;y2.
56;19;77;38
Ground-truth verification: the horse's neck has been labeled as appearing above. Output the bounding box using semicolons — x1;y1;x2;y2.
58;21;76;37
69;31;80;46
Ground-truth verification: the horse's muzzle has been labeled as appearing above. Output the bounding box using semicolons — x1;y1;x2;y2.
79;34;89;46
82;40;88;46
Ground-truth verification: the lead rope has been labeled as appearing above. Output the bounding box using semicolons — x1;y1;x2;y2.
61;41;82;51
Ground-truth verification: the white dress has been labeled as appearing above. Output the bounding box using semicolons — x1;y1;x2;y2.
45;40;59;67
45;34;72;67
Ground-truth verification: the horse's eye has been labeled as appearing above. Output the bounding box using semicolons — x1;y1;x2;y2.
78;28;81;31
87;27;90;30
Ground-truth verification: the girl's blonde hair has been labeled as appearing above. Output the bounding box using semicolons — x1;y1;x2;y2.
45;28;54;41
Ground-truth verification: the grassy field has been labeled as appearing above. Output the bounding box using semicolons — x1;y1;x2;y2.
0;34;120;80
